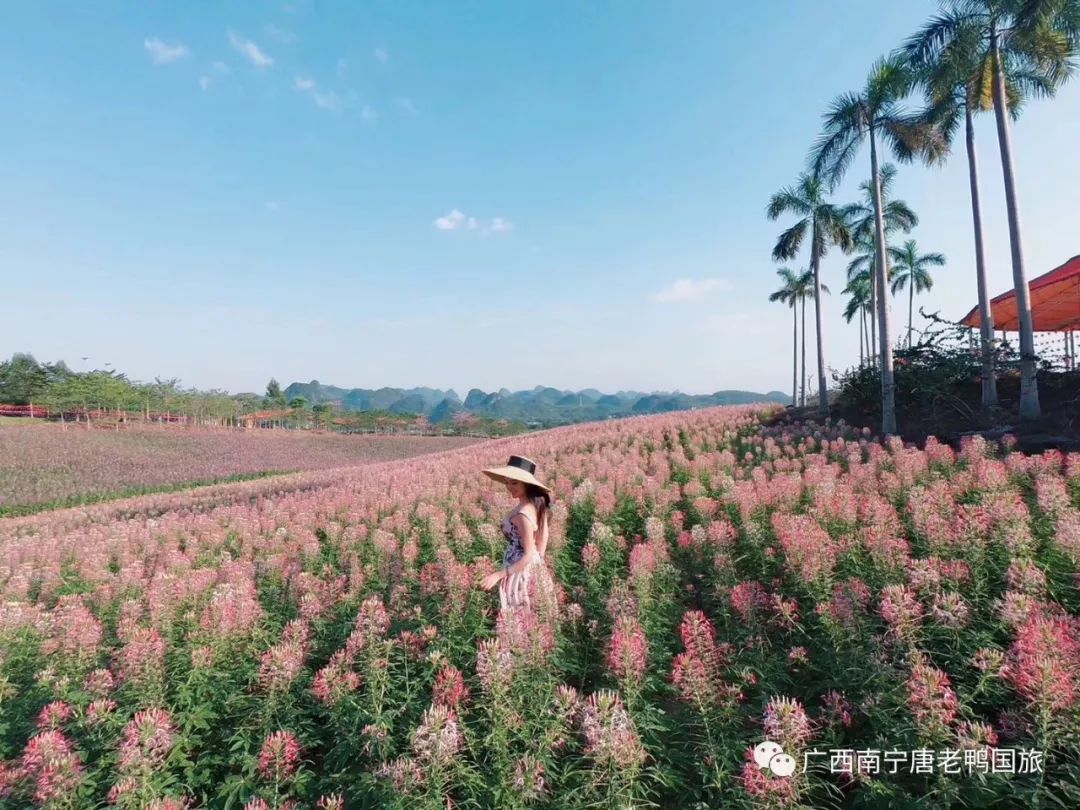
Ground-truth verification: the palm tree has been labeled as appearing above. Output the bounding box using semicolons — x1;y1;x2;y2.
767;173;852;415
843;164;919;365
811;54;935;436
843;273;873;366
890;240;946;347
769;267;802;406
903;0;1080;419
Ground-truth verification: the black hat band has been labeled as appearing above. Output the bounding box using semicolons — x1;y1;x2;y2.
507;456;536;475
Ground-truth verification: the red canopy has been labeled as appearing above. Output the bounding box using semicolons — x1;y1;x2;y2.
961;255;1080;332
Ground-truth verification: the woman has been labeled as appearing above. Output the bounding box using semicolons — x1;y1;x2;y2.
478;454;555;611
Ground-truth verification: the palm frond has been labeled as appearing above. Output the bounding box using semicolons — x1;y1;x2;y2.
903;8;977;67
809;92;865;188
766;185;812;220
772;220;809;261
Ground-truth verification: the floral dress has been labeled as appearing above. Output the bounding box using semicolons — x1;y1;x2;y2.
498;505;553;611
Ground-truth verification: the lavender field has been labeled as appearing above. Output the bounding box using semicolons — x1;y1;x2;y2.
0;424;483;514
0;406;1079;808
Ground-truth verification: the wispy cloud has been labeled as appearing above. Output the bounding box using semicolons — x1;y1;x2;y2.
653;278;730;303
294;75;340;111
396;97;418;114
361;105;378;121
434;210;513;234
144;37;189;64
228;31;273;67
200;61;230;91
263;24;295;44
265;200;281;212
374;47;390;64
337;57;348;77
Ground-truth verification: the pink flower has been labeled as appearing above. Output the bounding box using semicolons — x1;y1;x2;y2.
513;754;546;803
84;668;115;696
739;747;798;805
411;704;462;768
576;690;647;771
311;650;360;707
821;690;853;728
907;663;959;739
36;701;73;730
432;664;470;709
86;698;118;725
879;584;923;643
729;582;770;624
581;542;601;572
1004;614;1080;711
19;730;84;804
607;614;648;687
258;730;302;782
763;695;813;752
119;707;176;772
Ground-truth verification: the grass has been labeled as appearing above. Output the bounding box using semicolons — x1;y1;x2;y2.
0;470;289;518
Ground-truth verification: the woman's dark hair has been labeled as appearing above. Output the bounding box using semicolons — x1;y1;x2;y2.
524;483;551;529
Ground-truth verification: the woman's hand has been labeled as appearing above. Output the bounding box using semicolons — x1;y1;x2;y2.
480;570;504;591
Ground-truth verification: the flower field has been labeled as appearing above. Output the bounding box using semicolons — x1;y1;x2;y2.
1;405;1079;808
0;424;483;514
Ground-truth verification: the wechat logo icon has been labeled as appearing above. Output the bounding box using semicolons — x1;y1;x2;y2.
753;740;797;777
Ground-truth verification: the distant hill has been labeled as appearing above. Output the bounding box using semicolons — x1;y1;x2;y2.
282;380;787;427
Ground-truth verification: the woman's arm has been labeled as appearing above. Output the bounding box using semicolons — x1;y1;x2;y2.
536;512;549;559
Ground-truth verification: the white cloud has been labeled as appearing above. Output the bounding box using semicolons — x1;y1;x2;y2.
228;31;273;67
265;200;281;212
361;104;378;121
144;37;189;64
433;210;513;234
212;61;230;74
294;76;341;111
374;47;389;64
337;57;347;77
199;75;211;90
653;278;730;303
435;209;467;231
396;97;418;114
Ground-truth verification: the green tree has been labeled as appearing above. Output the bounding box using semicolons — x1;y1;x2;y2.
0;353;49;406
766;173;852;415
842;164;919;364
811;54;934;435
902;0;1079;419
889;240;947;347
266;378;287;409
769;267;803;407
843;273;873;366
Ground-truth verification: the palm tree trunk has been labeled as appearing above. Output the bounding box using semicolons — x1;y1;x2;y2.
991;28;1040;419
811;236;829;416
870;128;897;435
862;307;870;366
869;268;878;367
858;310;865;366
908;277;915;348
792;305;798;407
965;103;998;408
800;296;807;407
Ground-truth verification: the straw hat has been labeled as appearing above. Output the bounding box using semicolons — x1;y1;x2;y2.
482;455;551;493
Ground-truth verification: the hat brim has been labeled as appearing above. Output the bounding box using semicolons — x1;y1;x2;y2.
482;466;551;493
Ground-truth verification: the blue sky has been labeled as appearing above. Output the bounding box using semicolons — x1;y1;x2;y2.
2;1;1078;397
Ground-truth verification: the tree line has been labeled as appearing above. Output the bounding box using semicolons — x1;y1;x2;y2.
767;0;1078;434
